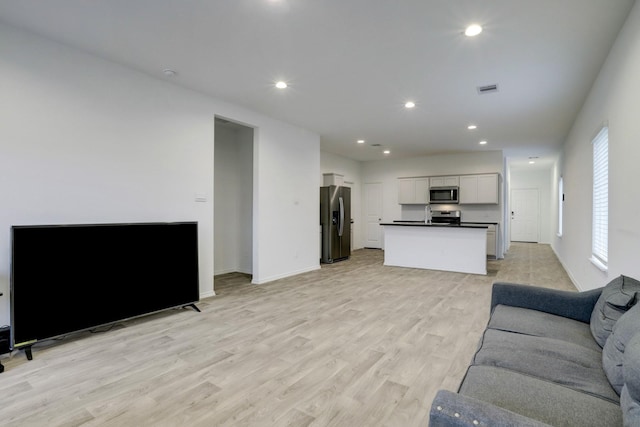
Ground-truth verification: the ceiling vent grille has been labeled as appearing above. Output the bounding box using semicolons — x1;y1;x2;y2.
477;84;499;94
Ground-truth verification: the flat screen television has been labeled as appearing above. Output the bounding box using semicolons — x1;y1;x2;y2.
10;221;199;356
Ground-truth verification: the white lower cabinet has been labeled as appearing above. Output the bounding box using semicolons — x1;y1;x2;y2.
486;225;497;257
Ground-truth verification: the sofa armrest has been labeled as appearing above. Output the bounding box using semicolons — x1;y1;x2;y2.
429;390;552;427
490;282;602;323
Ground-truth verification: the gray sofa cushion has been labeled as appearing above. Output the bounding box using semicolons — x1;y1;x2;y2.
590;275;640;347
622;333;640;426
430;390;553;427
472;328;618;402
603;302;640;395
488;304;601;352
458;365;623;427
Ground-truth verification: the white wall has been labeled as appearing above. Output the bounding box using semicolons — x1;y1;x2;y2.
320;151;363;249
0;24;320;324
251;122;320;284
555;2;640;291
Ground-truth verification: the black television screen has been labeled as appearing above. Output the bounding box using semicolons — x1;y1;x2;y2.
10;222;199;351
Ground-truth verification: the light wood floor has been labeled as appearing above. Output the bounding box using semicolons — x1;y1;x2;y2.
0;243;575;426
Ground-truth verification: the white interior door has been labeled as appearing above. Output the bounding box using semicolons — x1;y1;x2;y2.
511;188;539;242
364;182;383;248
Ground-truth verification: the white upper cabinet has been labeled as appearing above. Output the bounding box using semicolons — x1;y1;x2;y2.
323;173;344;187
399;174;499;205
429;176;459;187
398;177;429;204
459;174;499;204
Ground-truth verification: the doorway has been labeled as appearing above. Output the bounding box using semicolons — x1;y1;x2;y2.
511;188;540;242
364;182;383;248
214;117;254;282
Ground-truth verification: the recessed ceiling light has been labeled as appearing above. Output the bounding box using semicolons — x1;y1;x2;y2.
529;160;536;164
357;139;365;144
163;69;177;77
275;81;288;89
383;150;391;154
467;125;477;130
405;101;415;109
465;24;483;37
479;140;487;145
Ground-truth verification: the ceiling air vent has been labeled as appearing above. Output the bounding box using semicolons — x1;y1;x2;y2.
477;84;499;94
371;143;382;147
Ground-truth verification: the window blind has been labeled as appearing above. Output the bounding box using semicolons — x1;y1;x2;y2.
592;127;608;266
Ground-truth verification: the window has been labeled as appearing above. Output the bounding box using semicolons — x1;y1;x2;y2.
591;126;608;271
557;176;563;237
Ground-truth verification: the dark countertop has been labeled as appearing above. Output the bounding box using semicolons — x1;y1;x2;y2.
381;221;489;229
461;221;499;225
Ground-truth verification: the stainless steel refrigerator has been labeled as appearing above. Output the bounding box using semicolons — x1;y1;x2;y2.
320;185;351;263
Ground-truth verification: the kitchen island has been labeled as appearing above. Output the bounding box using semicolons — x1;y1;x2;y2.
380;222;489;275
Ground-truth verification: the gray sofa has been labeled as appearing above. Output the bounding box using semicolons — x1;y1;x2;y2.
429;275;640;426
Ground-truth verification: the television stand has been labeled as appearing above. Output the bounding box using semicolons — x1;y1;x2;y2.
183;303;201;312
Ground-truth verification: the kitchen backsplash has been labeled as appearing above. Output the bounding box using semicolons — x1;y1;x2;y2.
400;204;501;223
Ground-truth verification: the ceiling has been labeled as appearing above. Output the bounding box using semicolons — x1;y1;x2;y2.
0;1;635;166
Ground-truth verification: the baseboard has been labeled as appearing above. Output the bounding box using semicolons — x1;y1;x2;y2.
214;267;237;276
199;289;216;299
252;265;321;285
551;245;583;291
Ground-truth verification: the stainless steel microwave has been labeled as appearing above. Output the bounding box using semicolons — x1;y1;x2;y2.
429;186;459;204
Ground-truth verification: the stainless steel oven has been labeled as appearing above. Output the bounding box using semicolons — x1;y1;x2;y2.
429;186;459;204
431;210;461;225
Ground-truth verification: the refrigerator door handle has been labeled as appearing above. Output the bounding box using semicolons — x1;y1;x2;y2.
338;196;344;237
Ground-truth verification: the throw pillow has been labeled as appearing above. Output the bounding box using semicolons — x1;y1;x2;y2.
590;275;640;348
602;303;640;395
